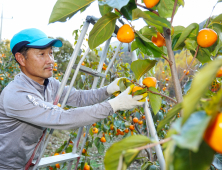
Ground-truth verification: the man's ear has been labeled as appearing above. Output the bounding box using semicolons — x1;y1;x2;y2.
15;53;26;66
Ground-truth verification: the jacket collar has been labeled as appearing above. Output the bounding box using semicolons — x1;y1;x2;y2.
15;72;49;92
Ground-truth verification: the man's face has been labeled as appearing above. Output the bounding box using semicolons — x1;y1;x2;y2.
22;46;54;84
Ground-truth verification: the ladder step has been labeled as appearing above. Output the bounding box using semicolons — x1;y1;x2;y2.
37;153;80;168
73;64;106;78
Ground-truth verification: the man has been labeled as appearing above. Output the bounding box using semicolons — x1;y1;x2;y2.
0;28;146;169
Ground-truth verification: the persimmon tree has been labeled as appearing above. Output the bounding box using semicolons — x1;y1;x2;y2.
48;0;222;170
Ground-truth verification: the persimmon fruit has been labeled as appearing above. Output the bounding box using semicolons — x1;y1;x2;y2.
216;67;222;78
133;117;139;123
100;137;106;143
143;77;157;88
143;0;160;8
92;127;98;134
197;28;217;48
204;113;222;154
151;32;166;47
117;24;135;43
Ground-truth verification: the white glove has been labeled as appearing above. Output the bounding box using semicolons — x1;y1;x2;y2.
108;85;146;112
107;78;121;95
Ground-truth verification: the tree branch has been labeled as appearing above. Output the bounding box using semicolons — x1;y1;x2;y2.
170;0;178;25
135;137;172;151
163;27;183;104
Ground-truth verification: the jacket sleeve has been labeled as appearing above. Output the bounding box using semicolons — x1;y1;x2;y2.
3;91;114;130
51;78;111;107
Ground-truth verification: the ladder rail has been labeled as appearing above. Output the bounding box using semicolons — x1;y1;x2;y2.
91;37;112;88
100;42;123;87
33;18;92;170
61;47;90;108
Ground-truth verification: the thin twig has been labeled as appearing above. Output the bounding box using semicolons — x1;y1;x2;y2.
135;137;172;151
147;88;177;104
206;2;218;28
162;55;172;66
170;0;178;25
135;0;159;16
179;45;199;82
116;112;128;122
115;8;132;27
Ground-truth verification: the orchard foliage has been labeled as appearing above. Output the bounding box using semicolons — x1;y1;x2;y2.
48;0;222;169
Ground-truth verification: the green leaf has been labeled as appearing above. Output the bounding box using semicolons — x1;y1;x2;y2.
104;135;151;170
172;111;211;152
131;59;157;80
184;39;197;51
124;149;140;166
171;26;185;40
118;78;127;92
156;0;178;18
131;41;138;51
132;8;171;29
99;4;113;16
132;88;147;96
183;79;192;94
157;103;182;132
120;0;137;20
49;0;95;23
135;37;164;58
205;87;222;116
172;141;215;170
98;143;105;154
182;57;222;124
140;26;157;38
174;23;199;50
88;12;119;49
177;0;184;6
191;47;212;64
149;87;162;115
136;31;152;43
210;24;222;56
209;13;222;27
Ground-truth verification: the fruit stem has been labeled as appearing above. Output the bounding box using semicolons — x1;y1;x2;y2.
135;137;172;151
179;45;199;82
170;0;178;25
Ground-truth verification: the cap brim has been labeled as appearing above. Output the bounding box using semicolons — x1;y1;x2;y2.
25;38;63;49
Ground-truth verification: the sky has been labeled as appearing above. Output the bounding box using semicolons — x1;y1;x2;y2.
0;0;221;46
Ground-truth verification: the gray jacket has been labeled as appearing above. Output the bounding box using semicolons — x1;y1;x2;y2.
0;72;113;169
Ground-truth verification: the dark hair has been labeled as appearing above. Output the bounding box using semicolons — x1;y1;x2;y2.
15;46;30;64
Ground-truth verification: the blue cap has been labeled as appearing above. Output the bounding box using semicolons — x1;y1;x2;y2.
10;28;63;55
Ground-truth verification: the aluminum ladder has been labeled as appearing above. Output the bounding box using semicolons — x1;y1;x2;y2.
32;15;165;170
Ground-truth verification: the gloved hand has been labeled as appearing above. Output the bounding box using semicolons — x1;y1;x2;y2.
106;78;121;95
108;85;146;112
